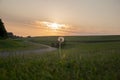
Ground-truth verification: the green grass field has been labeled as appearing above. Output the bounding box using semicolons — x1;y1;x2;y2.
0;39;47;51
0;36;120;80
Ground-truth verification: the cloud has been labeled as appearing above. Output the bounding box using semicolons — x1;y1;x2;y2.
35;20;70;30
33;20;82;36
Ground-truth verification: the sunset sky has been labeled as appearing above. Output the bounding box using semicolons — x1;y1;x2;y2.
0;0;120;36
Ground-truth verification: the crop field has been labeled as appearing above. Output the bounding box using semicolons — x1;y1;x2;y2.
0;36;120;80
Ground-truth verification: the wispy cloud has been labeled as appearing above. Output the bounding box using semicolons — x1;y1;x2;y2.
33;20;82;36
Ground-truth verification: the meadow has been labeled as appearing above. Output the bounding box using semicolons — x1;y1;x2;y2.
0;39;47;51
0;36;120;80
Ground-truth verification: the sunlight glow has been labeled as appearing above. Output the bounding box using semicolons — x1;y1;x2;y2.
48;23;64;30
35;21;71;36
50;23;59;29
36;21;66;30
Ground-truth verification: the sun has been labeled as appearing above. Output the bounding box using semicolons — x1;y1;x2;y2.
47;22;64;30
50;23;60;30
36;21;66;30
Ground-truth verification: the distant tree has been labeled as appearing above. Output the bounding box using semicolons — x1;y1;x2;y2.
0;19;8;39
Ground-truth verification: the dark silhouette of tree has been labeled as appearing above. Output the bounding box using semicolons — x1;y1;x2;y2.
0;19;8;39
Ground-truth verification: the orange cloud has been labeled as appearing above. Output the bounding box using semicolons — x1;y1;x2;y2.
34;20;78;36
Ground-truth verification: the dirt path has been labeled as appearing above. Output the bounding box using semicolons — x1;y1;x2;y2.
0;41;57;57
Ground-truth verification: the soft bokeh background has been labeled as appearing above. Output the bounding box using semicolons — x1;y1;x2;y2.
0;0;120;36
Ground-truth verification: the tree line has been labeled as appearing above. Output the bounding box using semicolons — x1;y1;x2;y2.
0;19;8;39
